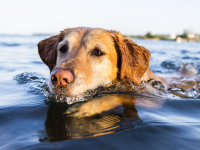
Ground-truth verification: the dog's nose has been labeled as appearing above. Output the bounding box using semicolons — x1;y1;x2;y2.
51;70;73;87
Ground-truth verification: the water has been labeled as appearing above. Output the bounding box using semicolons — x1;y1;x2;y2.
0;35;200;150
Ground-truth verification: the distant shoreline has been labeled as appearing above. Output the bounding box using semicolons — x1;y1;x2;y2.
125;31;200;43
126;36;200;42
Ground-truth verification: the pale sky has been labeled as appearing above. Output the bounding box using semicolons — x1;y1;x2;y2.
0;0;200;35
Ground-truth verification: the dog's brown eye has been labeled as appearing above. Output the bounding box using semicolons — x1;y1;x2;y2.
93;49;104;56
59;46;67;53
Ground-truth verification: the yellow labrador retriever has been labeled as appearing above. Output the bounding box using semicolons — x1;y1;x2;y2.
38;27;167;97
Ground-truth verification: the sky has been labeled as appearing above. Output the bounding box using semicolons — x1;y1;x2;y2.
0;0;200;35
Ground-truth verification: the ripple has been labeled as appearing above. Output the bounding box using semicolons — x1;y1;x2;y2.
182;56;200;60
14;72;48;95
14;72;47;83
31;61;43;64
0;42;20;47
13;72;200;106
161;60;180;70
44;78;167;105
168;75;200;98
181;50;189;54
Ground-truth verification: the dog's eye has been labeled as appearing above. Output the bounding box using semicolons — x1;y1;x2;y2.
92;49;104;56
59;46;67;53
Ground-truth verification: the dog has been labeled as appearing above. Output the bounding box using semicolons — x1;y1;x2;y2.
38;27;167;97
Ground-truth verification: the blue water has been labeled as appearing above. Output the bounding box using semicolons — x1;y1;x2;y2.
0;34;200;150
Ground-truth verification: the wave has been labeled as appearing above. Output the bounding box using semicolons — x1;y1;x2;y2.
14;72;200;105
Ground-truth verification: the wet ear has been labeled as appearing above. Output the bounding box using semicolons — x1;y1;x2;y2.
110;31;151;85
37;34;62;72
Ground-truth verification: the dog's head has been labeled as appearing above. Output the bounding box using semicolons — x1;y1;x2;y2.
38;27;151;96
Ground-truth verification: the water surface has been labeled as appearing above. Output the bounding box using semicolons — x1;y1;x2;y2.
0;35;200;150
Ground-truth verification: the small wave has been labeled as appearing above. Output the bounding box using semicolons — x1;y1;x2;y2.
0;42;37;48
161;60;180;70
182;56;200;60
31;61;43;64
14;72;48;95
168;75;200;98
14;72;200;105
13;72;168;104
42;76;200;103
169;87;200;98
181;50;189;54
0;42;21;47
161;61;200;74
44;78;168;105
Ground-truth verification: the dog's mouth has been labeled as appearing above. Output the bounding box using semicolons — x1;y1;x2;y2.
45;78;168;105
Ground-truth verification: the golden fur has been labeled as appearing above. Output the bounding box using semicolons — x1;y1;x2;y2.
38;27;166;96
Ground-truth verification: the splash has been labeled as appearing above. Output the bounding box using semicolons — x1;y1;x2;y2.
168;75;200;98
169;87;200;98
43;78;168;104
161;60;180;70
14;72;48;95
14;72;200;105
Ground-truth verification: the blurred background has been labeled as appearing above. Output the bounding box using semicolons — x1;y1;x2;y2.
1;0;200;41
1;1;200;149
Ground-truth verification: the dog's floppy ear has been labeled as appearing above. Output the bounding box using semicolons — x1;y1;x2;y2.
37;34;63;72
110;31;151;85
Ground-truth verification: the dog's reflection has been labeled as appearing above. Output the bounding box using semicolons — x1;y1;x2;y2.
39;94;163;142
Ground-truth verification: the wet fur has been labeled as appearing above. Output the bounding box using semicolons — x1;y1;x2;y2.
38;27;164;96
